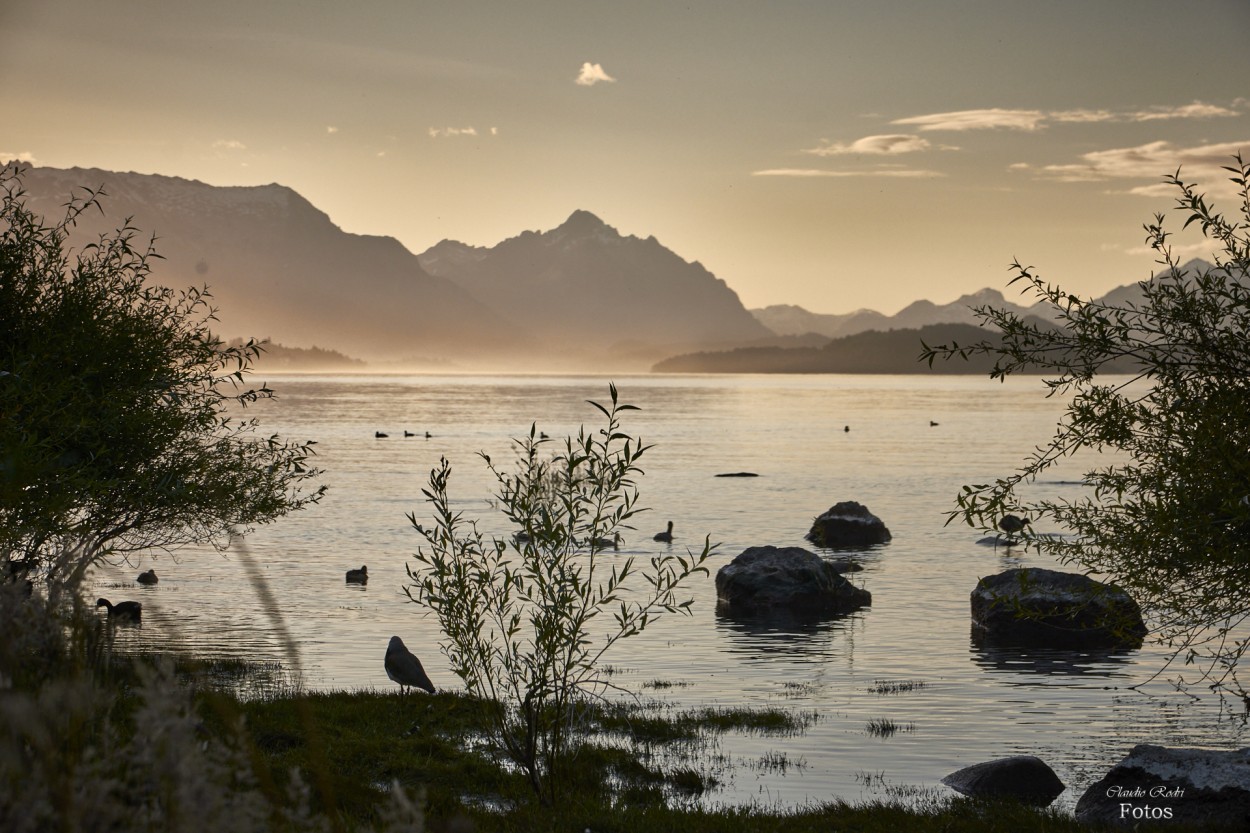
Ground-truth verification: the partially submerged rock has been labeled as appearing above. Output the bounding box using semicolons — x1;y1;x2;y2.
715;545;870;617
971;567;1146;650
1075;744;1250;827
941;755;1065;807
806;501;891;547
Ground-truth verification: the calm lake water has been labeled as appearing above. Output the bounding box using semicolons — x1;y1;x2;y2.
94;373;1247;811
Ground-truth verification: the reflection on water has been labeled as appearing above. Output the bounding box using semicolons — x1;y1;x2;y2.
88;373;1248;812
969;635;1140;678
714;610;863;658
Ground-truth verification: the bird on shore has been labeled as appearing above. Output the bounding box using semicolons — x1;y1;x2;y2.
653;521;674;543
998;515;1031;541
137;569;158;585
385;636;435;695
97;597;142;623
345;565;368;584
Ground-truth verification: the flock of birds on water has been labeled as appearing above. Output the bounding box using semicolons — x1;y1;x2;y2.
94;519;688;697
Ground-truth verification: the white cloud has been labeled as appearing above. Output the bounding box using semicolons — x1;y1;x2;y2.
1050;109;1117;124
326;125;339;134
212;139;246;150
490;126;499;136
1129;101;1239;121
893;108;1047;132
428;127;479;138
752;168;945;178
0;151;36;164
576;62;616;86
805;134;932;156
893;101;1240;133
1038;140;1250;183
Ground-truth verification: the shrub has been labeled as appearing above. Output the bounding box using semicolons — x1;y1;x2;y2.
921;154;1250;702
405;384;714;804
0;164;325;589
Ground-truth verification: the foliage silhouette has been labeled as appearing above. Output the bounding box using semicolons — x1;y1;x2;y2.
406;384;714;804
921;154;1250;703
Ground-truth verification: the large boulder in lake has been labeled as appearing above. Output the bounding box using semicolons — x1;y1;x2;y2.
971;568;1146;650
1075;745;1250;827
941;755;1065;807
806;501;891;547
715;546;870;617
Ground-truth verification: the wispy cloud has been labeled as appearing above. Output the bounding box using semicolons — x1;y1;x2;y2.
893;108;1047;132
576;62;616;86
1025;140;1250;184
1129;101;1240;121
0;151;37;164
212;139;246;150
428;127;480;138
894;100;1240;132
805;134;932;156
753;168;945;178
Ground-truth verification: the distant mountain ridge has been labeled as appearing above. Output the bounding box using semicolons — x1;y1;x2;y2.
750;261;1217;340
12;165;1219;373
16;167;774;370
17;165;518;366
418;209;773;361
752;288;1050;340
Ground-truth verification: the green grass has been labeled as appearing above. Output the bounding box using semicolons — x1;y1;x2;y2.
205;687;1227;832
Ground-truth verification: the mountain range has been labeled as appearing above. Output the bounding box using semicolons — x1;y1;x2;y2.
13;165;1203;373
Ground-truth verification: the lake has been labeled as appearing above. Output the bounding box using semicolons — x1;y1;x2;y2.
93;372;1248;811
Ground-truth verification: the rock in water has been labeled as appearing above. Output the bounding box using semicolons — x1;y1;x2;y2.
1075;745;1250;827
970;567;1146;650
806;501;891;547
941;755;1065;807
715;545;870;617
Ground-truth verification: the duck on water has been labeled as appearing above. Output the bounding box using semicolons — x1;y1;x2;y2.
97;598;142;623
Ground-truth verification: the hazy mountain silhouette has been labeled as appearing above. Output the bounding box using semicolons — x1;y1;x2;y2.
750;262;1218;341
16;166;521;366
662;261;1219;374
752;288;1050;339
652;323;1013;373
15;165;1218;373
419;210;774;364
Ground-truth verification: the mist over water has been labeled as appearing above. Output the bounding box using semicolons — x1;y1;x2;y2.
96;373;1247;811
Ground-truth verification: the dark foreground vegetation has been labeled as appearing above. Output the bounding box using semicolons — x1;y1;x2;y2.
0;583;1226;833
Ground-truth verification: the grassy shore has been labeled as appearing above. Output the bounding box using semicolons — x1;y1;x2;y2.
188;672;1207;833
0;608;1227;832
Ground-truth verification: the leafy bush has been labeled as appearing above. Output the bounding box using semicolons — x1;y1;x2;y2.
922;154;1250;701
0;164;325;589
406;385;714;804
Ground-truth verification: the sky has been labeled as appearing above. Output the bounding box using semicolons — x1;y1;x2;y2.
2;0;1248;315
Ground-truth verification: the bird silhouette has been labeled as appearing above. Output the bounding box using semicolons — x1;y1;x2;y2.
345;565;368;584
998;515;1031;542
136;569;158;585
653;521;674;543
97;597;142;623
589;531;621;550
385;636;435;695
375;431;388;438
404;430;415;438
